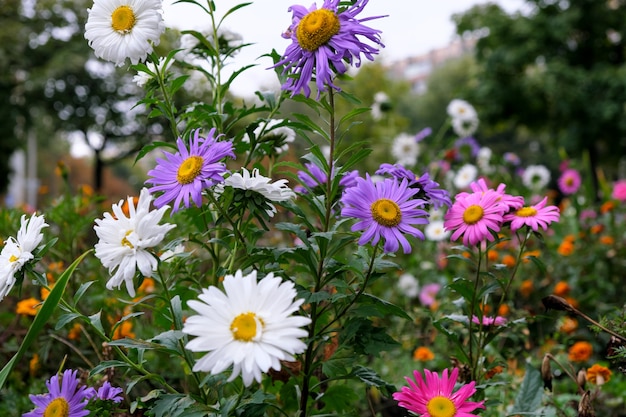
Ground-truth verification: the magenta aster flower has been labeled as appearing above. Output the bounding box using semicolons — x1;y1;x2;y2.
444;190;504;246
612;179;626;202
472;315;507;327
503;196;560;232
393;368;485;417
341;175;429;254
274;0;385;98
23;369;94;417
145;129;235;213
458;178;523;214
557;168;582;195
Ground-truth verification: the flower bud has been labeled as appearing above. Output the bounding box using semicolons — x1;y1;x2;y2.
577;390;595;417
541;355;552;391
577;368;587;390
542;295;576;314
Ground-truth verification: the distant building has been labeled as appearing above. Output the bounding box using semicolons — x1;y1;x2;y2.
388;36;477;94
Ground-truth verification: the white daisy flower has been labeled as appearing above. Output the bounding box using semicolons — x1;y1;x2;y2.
242;119;296;155
477;146;495;174
182;270;311;387
94;188;175;297
85;0;166;67
446;99;477;120
133;56;173;87
391;133;420;166
522;164;551;191
453;164;478;189
397;273;419;298
424;220;450;242
371;91;391;121
0;214;48;301
451;115;479;138
220;168;295;217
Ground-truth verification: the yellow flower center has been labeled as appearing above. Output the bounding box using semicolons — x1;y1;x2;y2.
370;198;402;227
296;9;340;51
230;312;263;342
462;205;484;224
9;254;18;263
516;207;538;217
111;5;136;33
121;230;134;249
43;397;70;417
426;396;457;417
177;156;204;185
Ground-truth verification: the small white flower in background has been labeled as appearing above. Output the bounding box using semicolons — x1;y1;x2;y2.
391;133;420;166
220;168;296;217
424;220;450;242
183;270;311;387
242;119;296;155
429;207;446;222
522;164;551;191
0;214;48;301
85;0;166;67
451;115;479;138
397;273;419;298
133;57;173;87
453;164;478;189
94;188;175;297
371;91;391;121
447;99;477;121
477;146;495;174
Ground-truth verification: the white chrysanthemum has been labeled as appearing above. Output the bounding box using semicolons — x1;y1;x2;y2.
183;270;311;386
397;273;419;298
221;168;295;217
391;133;420;166
424;220;450;242
133;56;173;87
85;0;166;67
0;214;48;301
522;164;551;191
242;119;296;155
94;188;175;297
451;115;479;138
371;91;391;121
453;164;478;189
447;99;477;120
477;146;495;174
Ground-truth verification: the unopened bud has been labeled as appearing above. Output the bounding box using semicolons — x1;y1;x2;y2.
541;355;552;391
542;295;576;314
578;390;595;417
577;369;587;390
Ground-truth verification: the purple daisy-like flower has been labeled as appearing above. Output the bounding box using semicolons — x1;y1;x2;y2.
23;369;94;417
454;136;480;160
296;162;358;193
274;0;385;98
95;381;124;403
341;175;429;254
444;190;504;246
503;196;560;232
145;129;235;213
376;164;451;209
557;168;582;195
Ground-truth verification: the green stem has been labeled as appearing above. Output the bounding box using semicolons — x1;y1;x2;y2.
468;246;483;381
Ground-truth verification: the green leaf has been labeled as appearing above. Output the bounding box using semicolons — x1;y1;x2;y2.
447;277;476;302
509;362;545;414
320;384;359;413
54;312;81;331
322;358;351;378
353;293;412;320
73;280;96;305
352;365;396;397
148;394;208;417
0;250;92;389
89;360;132;377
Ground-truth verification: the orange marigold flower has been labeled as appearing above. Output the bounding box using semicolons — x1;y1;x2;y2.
412;346;435;362
113;320;136;340
519;279;534;298
121;196;140;218
485;365;504;379
501;254;516;268
564;296;579;309
137;277;156;294
557;240;575;256
487;250;499;262
498;304;510;317
522;250;541;263
568;341;593;362
553;281;570;297
589;224;604;235
599;235;614;245
16;298;41;316
29;353;41;378
68;323;82;341
600;201;615;214
559;317;578;334
586;364;612;385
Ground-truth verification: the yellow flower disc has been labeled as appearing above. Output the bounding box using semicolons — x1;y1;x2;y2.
121;230;134;249
111;5;136;33
9;254;18;263
462;205;484;225
516;206;538;217
371;198;402;227
426;396;457;417
177;156;204;185
296;9;340;51
231;312;262;342
43;397;70;417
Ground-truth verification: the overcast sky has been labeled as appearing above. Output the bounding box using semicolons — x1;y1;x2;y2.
162;0;526;95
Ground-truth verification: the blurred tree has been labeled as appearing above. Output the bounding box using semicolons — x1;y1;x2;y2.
454;0;626;199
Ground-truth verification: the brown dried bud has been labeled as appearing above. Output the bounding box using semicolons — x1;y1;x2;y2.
578;390;595;417
542;295;577;314
577;368;587;390
541;355;552;391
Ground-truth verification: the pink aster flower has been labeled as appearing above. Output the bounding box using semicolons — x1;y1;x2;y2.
341;175;429;254
419;283;441;308
459;178;524;214
612;179;626;202
274;0;385;98
444;190;504;246
472;315;507;327
145;129;235;213
23;369;95;417
503;196;560;232
393;368;485;417
557;168;582;195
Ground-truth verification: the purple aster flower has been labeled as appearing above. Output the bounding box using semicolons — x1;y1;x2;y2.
453;136;480;160
95;381;124;403
376;164;451;209
273;0;385;98
557;168;582;195
23;369;94;417
145;129;235;213
341;175;429;254
414;127;432;143
296;162;358;194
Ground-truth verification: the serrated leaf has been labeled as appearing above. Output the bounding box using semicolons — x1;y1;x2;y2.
54;312;81;330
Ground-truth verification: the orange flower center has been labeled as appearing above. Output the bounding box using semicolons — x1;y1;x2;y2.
516;207;538;217
43;397;70;417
